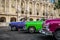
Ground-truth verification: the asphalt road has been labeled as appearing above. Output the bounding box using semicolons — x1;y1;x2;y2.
0;27;56;40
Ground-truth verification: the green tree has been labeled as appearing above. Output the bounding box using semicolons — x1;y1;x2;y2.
54;0;60;9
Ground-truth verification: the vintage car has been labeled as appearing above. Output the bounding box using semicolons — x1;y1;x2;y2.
24;18;45;33
39;18;60;40
9;21;25;31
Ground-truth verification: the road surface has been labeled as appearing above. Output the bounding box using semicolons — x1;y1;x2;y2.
0;27;56;40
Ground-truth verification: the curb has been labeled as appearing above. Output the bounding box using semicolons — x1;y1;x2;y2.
0;26;9;28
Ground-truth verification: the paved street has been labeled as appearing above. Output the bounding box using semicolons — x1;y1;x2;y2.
0;27;56;40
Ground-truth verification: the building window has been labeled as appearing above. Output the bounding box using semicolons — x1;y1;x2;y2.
46;13;48;16
2;4;5;7
30;11;32;15
21;10;24;14
40;3;42;4
29;18;33;21
10;17;16;22
49;6;50;7
11;5;15;8
37;12;39;15
21;0;24;7
36;19;39;21
37;3;39;6
16;11;18;13
0;17;6;22
21;2;23;6
54;7;56;10
43;4;45;7
50;13;53;16
40;17;46;21
59;14;60;16
1;0;5;7
30;2;32;4
1;0;5;3
43;12;45;16
20;18;25;21
20;18;23;21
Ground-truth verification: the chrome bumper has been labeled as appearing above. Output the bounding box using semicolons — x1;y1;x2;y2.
39;29;52;35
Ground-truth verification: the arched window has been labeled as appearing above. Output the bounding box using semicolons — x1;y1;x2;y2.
37;3;39;7
29;18;33;21
29;9;32;15
21;2;23;6
37;12;39;15
30;2;32;4
36;19;39;21
43;12;45;16
0;17;6;22
20;18;25;21
30;11;32;15
21;0;24;7
10;17;16;22
1;0;5;7
21;10;24;14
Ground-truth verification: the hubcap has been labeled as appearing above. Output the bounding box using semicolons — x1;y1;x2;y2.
29;28;35;33
12;27;16;31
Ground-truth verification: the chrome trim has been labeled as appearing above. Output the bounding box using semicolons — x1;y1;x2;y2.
39;30;52;35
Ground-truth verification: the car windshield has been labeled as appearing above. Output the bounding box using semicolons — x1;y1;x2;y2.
39;18;46;21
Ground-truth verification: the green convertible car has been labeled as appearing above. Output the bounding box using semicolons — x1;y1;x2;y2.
24;19;45;33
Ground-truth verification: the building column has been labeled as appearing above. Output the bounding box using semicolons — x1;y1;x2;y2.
24;0;29;21
17;0;21;21
5;0;6;13
0;0;2;7
15;0;17;21
9;0;11;14
34;1;36;15
27;0;29;17
0;0;2;13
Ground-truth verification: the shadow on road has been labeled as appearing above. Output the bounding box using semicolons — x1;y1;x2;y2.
37;35;56;40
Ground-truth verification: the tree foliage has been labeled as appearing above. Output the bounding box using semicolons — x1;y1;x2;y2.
55;0;60;9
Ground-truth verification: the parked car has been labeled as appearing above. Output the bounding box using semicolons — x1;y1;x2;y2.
39;18;60;40
24;18;45;33
9;21;25;31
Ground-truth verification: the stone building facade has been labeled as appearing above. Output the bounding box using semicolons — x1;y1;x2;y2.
0;0;58;23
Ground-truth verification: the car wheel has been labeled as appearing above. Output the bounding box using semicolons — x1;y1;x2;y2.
54;30;60;40
28;27;35;33
11;27;16;31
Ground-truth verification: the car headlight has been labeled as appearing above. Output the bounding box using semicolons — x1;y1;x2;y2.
43;23;50;31
43;22;46;29
45;23;50;31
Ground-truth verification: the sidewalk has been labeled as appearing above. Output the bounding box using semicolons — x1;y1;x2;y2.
0;22;9;28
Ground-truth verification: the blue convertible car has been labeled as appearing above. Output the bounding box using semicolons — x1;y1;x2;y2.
9;21;25;31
